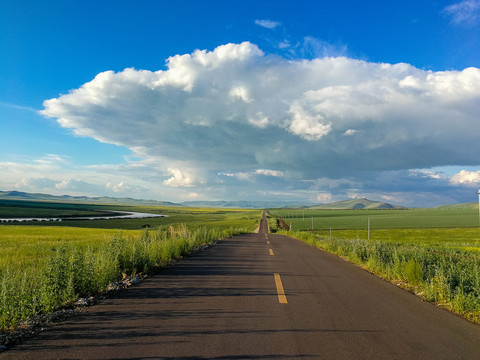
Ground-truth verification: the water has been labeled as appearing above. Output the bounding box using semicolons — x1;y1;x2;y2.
0;211;167;223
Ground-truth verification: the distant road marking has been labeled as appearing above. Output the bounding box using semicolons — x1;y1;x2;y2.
274;273;288;304
269;249;274;256
267;241;270;245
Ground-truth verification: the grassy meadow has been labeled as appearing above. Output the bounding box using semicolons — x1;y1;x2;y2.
270;207;480;230
0;201;260;331
268;207;480;323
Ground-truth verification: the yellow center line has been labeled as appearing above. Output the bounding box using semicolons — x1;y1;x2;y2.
266;240;270;245
269;248;274;256
274;273;288;304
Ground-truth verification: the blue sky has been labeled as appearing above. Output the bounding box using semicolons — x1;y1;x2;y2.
1;0;480;206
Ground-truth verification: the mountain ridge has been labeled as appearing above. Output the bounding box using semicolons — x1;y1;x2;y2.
0;190;179;207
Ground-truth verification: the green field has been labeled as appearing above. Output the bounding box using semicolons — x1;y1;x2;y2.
0;199;117;218
0;202;261;271
0;201;261;331
0;199;260;230
270;207;480;230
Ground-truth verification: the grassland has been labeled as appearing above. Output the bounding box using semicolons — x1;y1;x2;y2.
0;201;261;331
270;207;480;230
268;208;480;323
0;199;116;218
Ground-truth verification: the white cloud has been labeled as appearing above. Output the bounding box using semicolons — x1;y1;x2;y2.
409;170;444;180
343;129;357;136
34;154;70;165
254;19;281;29
163;168;200;187
39;42;480;203
217;169;284;183
316;193;333;203
444;0;480;25
301;36;348;58
254;169;284;177
248;112;269;128
450;170;480;186
229;86;252;103
0;157;160;199
288;103;332;141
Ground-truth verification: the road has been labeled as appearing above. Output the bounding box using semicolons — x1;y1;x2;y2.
2;213;480;359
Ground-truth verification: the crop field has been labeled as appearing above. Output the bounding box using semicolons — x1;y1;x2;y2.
268;208;480;323
0;201;261;331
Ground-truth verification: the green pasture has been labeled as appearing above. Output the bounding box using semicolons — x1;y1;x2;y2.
0;202;261;331
0;200;260;230
0;226;142;271
313;228;480;252
270;208;480;230
0;200;115;218
0;202;261;272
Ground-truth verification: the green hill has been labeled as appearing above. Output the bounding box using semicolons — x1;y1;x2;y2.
434;202;479;210
308;198;406;210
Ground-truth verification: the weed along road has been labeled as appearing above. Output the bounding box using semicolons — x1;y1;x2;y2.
3;214;480;359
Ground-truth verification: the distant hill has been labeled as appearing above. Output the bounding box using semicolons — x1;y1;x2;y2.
307;198;406;210
0;191;308;209
0;190;179;207
180;200;308;209
433;202;479;210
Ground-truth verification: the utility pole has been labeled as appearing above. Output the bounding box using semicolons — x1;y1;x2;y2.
477;189;480;228
368;217;370;240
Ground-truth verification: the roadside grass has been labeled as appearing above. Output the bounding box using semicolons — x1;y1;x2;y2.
280;228;480;324
0;224;254;331
0;226;142;271
0;205;261;332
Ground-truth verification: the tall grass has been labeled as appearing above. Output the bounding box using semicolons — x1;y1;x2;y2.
0;224;248;331
282;230;480;323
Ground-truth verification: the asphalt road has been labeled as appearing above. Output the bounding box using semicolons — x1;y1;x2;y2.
2;213;480;359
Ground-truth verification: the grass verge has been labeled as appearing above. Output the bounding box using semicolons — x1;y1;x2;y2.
0;224;250;332
280;229;480;324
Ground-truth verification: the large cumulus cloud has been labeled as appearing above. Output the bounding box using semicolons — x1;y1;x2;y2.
41;42;480;181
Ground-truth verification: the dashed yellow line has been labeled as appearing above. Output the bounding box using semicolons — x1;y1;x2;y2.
266;240;270;245
269;248;274;256
274;273;288;304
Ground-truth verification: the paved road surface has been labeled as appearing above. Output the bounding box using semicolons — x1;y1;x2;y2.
2;213;480;359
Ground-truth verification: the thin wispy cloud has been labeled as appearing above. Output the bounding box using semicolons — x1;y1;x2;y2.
254;19;281;29
444;0;480;25
0;101;38;113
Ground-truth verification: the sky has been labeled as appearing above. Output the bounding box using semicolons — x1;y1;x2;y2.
1;0;480;207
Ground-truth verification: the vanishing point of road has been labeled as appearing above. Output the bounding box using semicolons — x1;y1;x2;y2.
2;213;480;359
